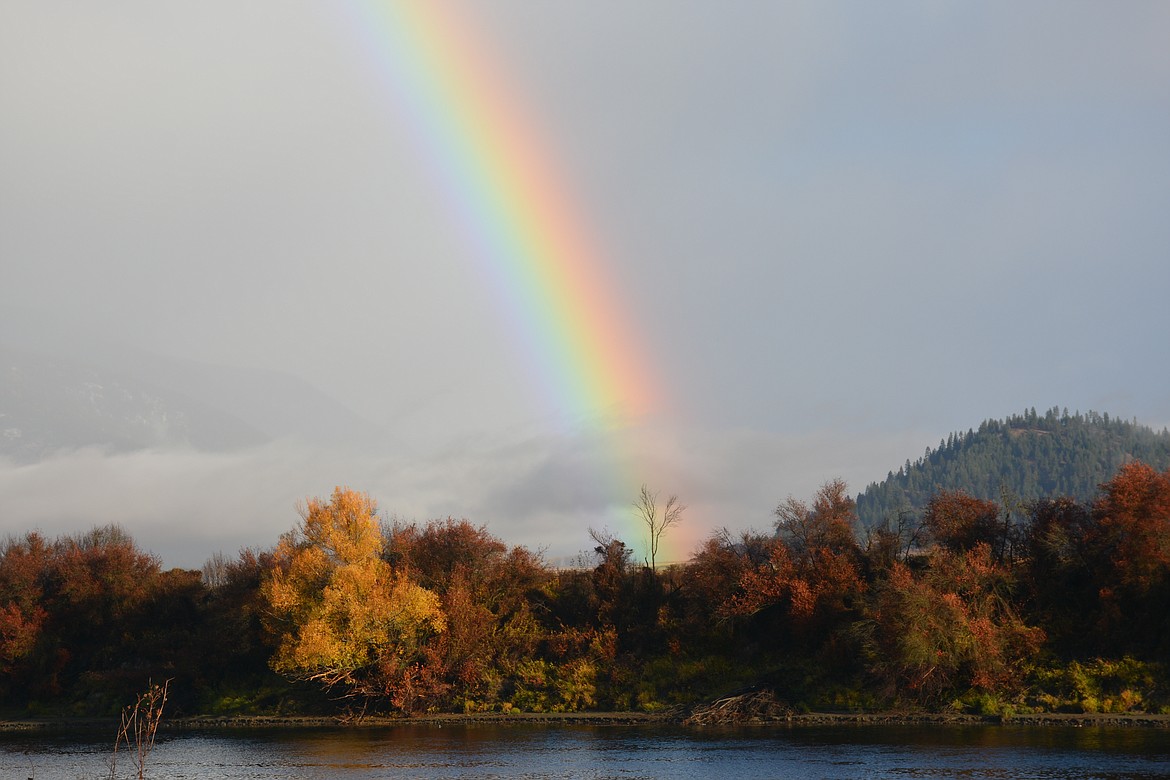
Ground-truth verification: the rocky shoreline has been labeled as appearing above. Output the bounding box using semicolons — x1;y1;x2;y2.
3;710;1169;733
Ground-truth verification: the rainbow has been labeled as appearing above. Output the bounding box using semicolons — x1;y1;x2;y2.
345;1;685;562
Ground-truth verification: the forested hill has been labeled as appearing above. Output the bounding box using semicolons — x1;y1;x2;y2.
855;407;1170;529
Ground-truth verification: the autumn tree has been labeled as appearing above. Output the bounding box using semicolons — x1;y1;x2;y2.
923;491;1011;561
1092;462;1170;591
774;478;858;559
681;529;771;645
0;532;51;692
0;526;163;710
729;480;865;650
729;535;865;642
262;488;446;711
634;484;685;571
382;518;550;709
857;544;1044;704
1088;462;1170;655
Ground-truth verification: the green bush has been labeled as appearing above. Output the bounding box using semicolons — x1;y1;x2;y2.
1024;657;1167;713
951;690;1024;717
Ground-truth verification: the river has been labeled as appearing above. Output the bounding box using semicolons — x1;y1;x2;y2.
3;722;1168;779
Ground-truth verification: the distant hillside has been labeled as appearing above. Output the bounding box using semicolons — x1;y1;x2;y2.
0;345;389;463
0;346;267;462
855;407;1170;528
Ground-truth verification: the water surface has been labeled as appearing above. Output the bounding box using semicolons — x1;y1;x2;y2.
3;722;1168;779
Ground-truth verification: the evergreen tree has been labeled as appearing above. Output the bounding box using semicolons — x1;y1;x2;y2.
856;409;1170;530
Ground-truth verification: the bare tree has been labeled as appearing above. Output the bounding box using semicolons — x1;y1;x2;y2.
201;550;230;589
634;484;685;571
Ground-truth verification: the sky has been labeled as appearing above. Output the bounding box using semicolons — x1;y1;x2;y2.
2;1;1169;569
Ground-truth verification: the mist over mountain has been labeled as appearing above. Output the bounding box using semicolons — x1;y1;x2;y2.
855;407;1170;528
0;344;388;463
99;349;390;451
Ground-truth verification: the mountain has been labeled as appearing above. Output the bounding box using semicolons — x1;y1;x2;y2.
0;345;387;463
97;349;388;450
855;407;1170;528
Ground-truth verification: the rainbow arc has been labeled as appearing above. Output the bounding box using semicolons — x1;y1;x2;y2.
347;0;682;560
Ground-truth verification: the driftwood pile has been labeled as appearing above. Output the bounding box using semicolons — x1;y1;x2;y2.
682;689;793;726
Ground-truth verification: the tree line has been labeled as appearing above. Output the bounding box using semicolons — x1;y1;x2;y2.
1;462;1168;718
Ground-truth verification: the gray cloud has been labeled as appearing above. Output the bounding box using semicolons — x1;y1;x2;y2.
0;421;936;569
1;2;1167;565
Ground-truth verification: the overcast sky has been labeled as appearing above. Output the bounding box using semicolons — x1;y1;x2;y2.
2;1;1168;568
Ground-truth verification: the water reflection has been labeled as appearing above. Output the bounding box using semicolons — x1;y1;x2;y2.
2;723;1168;780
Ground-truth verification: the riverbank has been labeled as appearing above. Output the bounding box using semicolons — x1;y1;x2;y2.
4;710;1170;733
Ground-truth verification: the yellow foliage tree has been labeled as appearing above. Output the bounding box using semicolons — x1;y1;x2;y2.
262;488;446;704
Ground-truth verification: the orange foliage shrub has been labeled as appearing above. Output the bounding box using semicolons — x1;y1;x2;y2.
1093;462;1170;593
262;488;446;711
923;491;1005;557
860;544;1044;703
